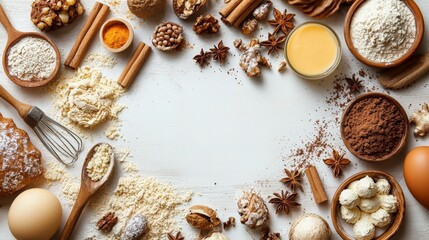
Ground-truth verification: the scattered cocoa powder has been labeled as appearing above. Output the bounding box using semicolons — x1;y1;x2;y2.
343;96;406;160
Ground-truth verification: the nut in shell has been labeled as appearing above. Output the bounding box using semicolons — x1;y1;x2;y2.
185;205;221;230
31;0;85;31
173;0;207;19
152;22;184;51
237;190;269;229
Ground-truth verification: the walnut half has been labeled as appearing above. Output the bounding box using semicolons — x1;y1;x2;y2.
185;205;221;231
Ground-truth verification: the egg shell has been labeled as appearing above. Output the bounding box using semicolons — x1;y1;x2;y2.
404;146;429;209
8;188;62;240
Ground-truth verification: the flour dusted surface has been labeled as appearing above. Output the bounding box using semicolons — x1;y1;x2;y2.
350;0;416;63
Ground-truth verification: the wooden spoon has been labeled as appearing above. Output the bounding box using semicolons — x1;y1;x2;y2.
0;4;60;88
379;52;429;89
59;143;115;240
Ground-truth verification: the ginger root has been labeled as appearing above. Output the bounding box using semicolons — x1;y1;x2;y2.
410;103;429;137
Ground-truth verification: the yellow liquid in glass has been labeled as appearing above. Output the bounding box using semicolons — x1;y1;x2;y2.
286;23;338;76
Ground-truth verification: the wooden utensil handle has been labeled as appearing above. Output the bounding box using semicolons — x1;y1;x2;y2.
0;4;17;36
0;85;32;118
59;189;92;240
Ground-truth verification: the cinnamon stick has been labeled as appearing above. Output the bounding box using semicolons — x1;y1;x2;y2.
219;0;242;18
305;166;328;204
117;42;151;88
65;2;110;69
232;0;263;28
225;0;261;26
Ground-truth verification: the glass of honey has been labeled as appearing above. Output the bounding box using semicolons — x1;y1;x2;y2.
285;22;341;80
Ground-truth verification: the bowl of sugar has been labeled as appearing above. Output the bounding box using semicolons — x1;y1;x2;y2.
344;0;424;68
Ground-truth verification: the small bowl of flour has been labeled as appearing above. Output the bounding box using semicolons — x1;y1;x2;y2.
344;0;424;68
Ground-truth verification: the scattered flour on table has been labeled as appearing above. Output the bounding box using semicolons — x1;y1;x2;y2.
84;53;117;68
7;37;56;81
350;0;416;63
43;161;79;206
50;66;125;139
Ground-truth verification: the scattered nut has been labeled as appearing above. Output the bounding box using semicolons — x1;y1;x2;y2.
260;227;281;240
96;211;118;233
223;217;236;229
193;15;220;35
237;190;269;229
31;0;85;31
278;59;287;72
410;103;429;137
122;213;149;240
152;22;184;51
241;18;258;35
173;0;207;19
185;205;221;231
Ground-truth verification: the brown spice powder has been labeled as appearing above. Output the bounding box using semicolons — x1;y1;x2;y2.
343;97;406;159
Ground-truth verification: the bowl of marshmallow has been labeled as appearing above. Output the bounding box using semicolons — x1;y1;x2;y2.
331;170;405;240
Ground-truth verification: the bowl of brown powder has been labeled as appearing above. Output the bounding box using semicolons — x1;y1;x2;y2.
341;93;409;162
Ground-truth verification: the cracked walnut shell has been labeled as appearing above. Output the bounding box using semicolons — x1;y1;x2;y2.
237;190;269;229
31;0;85;31
193;15;220;35
152;22;184;51
173;0;207;19
185;205;221;230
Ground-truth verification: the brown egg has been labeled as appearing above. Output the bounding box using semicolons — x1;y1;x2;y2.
404;146;429;209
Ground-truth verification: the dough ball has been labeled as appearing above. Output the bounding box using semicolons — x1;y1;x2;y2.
370;208;392;227
357;176;377;198
378;194;398;213
289;213;331;240
127;0;166;19
358;196;380;213
376;178;391;195
204;233;229;240
339;189;360;209
353;220;375;240
341;205;361;224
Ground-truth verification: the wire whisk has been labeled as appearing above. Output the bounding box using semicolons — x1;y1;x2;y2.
0;85;83;165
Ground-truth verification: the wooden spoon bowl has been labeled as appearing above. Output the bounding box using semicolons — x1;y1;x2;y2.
340;92;409;162
344;0;424;68
0;4;60;87
331;170;405;240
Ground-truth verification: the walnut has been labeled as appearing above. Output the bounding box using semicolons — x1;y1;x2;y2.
152;22;184;51
31;0;85;31
410;103;429;137
96;211;118;233
237;190;269;229
260;227;281;240
236;38;271;77
253;1;272;21
193;15;220;35
223;217;235;229
185;205;221;231
241;18;258;35
174;0;207;19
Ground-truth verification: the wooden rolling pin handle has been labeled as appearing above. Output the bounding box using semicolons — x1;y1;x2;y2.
0;85;32;118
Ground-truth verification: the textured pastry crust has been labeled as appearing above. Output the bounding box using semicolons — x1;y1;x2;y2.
0;113;43;195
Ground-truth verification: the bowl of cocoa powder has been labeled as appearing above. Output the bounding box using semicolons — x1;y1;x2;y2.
341;93;409;161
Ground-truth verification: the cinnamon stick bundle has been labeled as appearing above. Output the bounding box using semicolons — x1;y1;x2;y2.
117;42;151;88
65;2;110;69
305;166;328;204
220;0;262;27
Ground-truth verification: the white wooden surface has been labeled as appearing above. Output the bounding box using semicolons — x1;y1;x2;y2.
0;0;429;239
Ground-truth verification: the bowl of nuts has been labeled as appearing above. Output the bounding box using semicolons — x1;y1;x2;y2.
331;170;405;240
152;22;184;51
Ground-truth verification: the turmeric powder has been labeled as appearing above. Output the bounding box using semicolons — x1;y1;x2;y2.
103;23;129;49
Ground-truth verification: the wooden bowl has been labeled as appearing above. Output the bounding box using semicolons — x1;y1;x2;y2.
340;92;409;162
331;170;406;240
100;18;134;53
344;0;424;68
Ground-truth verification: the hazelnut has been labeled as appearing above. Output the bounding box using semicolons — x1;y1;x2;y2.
185;205;221;231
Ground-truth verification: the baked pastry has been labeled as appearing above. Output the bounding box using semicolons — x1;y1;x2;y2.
0;113;43;195
31;0;85;31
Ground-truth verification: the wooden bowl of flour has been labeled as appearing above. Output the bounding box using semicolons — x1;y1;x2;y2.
344;0;424;68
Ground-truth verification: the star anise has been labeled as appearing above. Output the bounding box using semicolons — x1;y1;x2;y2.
345;74;363;93
268;190;301;215
167;231;184;240
323;148;351;178
260;227;281;240
261;33;286;55
193;48;211;67
210;41;230;64
279;168;303;192
268;8;295;35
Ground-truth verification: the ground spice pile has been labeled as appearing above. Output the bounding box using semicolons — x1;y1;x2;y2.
343;97;406;160
103;23;129;49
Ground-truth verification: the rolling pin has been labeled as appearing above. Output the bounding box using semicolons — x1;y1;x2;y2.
379;52;429;89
